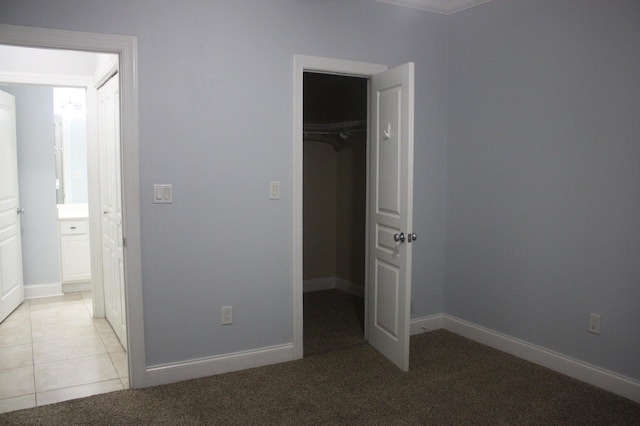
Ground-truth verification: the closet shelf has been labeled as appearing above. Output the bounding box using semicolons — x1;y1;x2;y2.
303;120;366;151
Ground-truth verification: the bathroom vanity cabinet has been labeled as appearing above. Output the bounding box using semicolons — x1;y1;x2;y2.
58;204;91;290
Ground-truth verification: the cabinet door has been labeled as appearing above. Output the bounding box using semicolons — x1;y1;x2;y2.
61;234;91;282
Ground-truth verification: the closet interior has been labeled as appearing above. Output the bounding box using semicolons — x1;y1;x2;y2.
302;72;368;355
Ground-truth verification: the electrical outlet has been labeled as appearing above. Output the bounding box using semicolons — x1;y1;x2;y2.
588;313;601;335
221;306;233;325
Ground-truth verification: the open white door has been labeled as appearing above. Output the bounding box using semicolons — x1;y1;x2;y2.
0;90;25;323
98;74;127;350
367;63;414;371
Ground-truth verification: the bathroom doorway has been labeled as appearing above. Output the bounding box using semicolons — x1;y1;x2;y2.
0;43;128;412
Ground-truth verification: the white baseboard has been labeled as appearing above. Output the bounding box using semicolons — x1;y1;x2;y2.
335;277;364;298
303;277;336;293
144;311;639;403
145;344;294;387
62;281;92;293
24;282;63;299
443;314;640;403
145;316;438;389
304;276;364;298
410;314;444;335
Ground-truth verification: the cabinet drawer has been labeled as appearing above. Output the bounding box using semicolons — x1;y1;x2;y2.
60;220;87;235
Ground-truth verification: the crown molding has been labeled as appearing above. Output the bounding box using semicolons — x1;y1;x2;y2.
375;0;493;15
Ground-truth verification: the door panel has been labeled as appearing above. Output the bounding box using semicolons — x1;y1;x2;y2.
375;260;399;337
0;90;24;323
98;75;127;349
367;63;414;371
377;86;402;215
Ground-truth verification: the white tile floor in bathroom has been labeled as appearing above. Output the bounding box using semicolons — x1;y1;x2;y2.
0;291;128;413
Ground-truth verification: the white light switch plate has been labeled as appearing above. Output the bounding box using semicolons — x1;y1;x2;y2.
153;184;173;204
270;181;280;200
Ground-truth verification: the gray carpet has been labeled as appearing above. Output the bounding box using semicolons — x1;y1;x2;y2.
303;289;365;355
2;329;639;424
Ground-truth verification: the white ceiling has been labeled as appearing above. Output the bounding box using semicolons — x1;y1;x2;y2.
375;0;493;15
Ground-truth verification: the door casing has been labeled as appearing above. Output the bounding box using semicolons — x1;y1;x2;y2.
292;55;387;359
0;24;146;388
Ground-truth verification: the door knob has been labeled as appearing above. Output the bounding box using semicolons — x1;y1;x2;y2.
394;232;405;243
408;232;417;243
17;207;25;214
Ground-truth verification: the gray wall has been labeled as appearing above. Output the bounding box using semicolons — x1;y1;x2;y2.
0;85;60;286
0;0;448;367
446;0;640;380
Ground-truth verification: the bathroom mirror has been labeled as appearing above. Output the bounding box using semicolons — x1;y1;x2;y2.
53;87;88;205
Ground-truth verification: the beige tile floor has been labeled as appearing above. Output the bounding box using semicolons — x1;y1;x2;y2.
0;292;128;413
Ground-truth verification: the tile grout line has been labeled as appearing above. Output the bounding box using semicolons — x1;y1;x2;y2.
28;299;39;407
37;377;125;396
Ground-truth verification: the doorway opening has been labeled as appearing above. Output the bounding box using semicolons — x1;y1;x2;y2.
302;72;368;355
0;29;140;410
292;56;388;361
0;23;143;395
293;56;415;370
0;45;126;406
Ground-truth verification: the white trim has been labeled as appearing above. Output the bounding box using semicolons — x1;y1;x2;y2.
410;314;444;335
293;55;388;77
146;344;294;387
93;56;118;89
443;314;640;403
24;282;63;299
303;277;336;293
145;313;436;388
292;55;387;361
0;71;93;87
335;277;364;299
303;277;365;298
0;24;145;389
62;281;92;293
375;0;493;15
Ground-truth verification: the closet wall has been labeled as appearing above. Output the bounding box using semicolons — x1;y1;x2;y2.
303;142;337;280
302;73;367;293
335;139;366;286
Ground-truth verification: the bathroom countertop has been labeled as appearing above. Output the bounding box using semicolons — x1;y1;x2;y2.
57;203;89;220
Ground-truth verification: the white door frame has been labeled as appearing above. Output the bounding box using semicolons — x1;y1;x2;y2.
292;55;387;359
0;24;146;388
